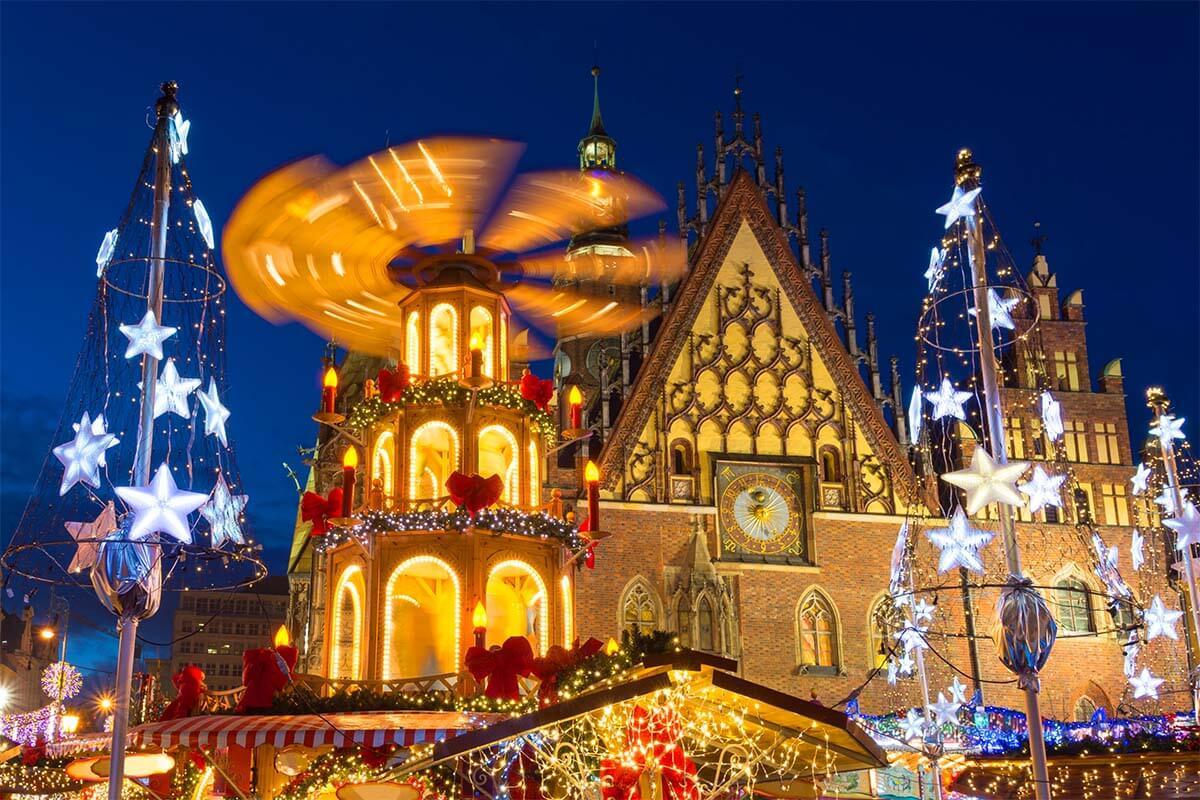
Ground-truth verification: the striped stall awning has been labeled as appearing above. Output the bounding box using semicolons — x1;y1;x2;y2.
130;711;500;751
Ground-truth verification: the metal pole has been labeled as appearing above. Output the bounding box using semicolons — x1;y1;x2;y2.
908;576;944;800
957;152;1052;800
106;616;139;800
1148;387;1200;719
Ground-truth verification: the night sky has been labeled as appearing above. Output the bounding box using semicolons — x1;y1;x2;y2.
2;3;1196;677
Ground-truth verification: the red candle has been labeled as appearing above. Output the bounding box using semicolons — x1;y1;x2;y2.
584;460;600;532
472;601;488;648
321;366;338;414
468;333;484;378
567;386;583;429
341;447;358;517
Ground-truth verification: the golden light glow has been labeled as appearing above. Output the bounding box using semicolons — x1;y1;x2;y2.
478;424;519;504
469;306;495;378
568;385;582;407
273;625;291;648
585;460;600;483
560;575;573;646
60;713;80;734
383;556;461;681
92;751;175;778
405;311;421;371
487;560;549;655
97;694;114;713
323;366;338;388
473;600;488;630
39;627;55;640
65;757;105;783
469;332;483;352
343;446;359;468
372;431;396;499
528;441;540;507
429;303;458;376
605;637;620;656
330;565;364;681
409;421;459;501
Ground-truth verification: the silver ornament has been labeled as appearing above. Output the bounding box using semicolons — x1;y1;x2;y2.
992;575;1057;691
90;527;163;620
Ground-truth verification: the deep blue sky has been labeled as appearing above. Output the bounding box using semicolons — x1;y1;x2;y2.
2;3;1197;674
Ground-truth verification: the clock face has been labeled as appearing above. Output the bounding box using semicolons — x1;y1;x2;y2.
715;460;810;560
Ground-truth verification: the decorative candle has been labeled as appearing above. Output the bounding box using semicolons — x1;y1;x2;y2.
321;366;338;413
468;332;484;378
273;625;290;648
472;600;488;648
567;385;583;429
584;460;600;532
341;447;358;517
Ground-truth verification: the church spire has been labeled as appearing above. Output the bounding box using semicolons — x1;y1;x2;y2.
579;65;616;171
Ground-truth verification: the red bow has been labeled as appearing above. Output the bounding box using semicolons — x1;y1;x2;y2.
160;664;207;721
378;365;410;403
600;706;699;800
21;738;45;766
301;488;343;536
465;635;534;700
236;645;298;713
530;638;603;705
584;540;597;569
446;471;503;516
519;371;555;410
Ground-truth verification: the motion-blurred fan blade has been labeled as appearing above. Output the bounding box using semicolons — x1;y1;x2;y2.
508;235;687;286
509;328;553;362
502;283;660;338
479;170;665;254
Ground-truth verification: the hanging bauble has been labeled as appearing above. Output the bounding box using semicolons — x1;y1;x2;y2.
89;523;163;620
992;576;1056;691
41;661;83;702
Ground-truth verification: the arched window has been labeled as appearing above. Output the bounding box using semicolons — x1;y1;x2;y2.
1055;577;1096;633
867;596;889;669
478;425;519;505
499;312;508;382
486;560;548;655
382;556;460;680
330;565;365;681
528;440;540;507
371;431;396;504
797;590;839;670
620;579;660;634
820;446;842;483
696;595;716;652
406;311;421;372
670;440;692;475
410;422;459;502
676;595;692;649
1073;695;1098;722
469;306;495;378
429;303;458;376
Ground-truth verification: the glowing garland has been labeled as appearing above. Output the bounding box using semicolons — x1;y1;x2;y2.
317;507;584;554
0;756;81;794
41;661;82;702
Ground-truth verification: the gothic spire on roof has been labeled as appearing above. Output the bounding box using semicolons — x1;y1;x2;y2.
578;65;616;171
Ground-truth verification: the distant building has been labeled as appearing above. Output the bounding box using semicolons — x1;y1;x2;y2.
0;605;56;713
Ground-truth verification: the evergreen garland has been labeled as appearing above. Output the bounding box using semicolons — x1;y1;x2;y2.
345;379;555;440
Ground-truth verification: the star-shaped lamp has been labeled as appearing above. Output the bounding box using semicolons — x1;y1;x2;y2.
1018;466;1066;513
145;358;201;419
1130;667;1164;700
64;502;117;573
96;228;118;277
907;387;924;442
1150;414;1186;447
900;709;925;741
935;185;982;229
1155;487;1180;516
196;378;232;446
913;598;936;623
941;448;1029;515
1131;529;1145;571
1131;463;1151;495
928;692;961;726
115;463;207;543
52;412;119;496
200;475;248;548
1164;501;1200;552
1040;392;1064;442
926;508;993;573
967;288;1019;331
925;377;972;421
924;247;946;292
1143;595;1182;641
193;198;215;250
119;310;178;361
897;652;915;676
886;659;899;686
948;676;969;705
169;110;190;163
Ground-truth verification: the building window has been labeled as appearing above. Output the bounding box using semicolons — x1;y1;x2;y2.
868;598;889;669
1073;696;1098;722
1043;505;1060;524
1005;417;1025;459
621;579;660;634
1038;294;1053;321
819;446;842;483
371;430;396;504
486;560;547;655
1094;423;1120;465
1055;577;1095;633
1030;420;1047;460
429;303;458;377
1064;421;1088;463
696;596;716;653
1053;351;1080;391
1100;483;1130;526
676;596;692;648
409;421;459;502
670;440;693;475
469;306;495;378
478;425;519;505
1074;485;1095;525
797;591;839;670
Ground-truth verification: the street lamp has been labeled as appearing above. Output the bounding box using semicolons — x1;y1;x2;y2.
0;685;12;712
39;627;56;641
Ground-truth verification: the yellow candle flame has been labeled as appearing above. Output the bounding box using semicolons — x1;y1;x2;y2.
605;637;620;656
343;447;358;468
273;625;291;648
585;460;600;483
323;366;338;388
567;385;582;406
472;600;488;630
469;332;483;352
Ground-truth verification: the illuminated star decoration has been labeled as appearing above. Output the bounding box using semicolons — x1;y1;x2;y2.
144;358;201;419
193;199;215;249
196;378;232;446
886;659;899;685
897;652;915;676
1143;595;1182;641
1130;667;1164;700
1131;462;1151;495
73;413;117;468
900;709;926;741
115;463;207;544
896;620;928;654
119;309;177;361
913;598;936;623
1164;502;1200;552
1123;639;1140;679
200;475;248;548
95;228;118;277
1150;414;1186;447
889;522;909;599
1018;466;1066;513
169;110;190;163
924;246;946;292
1155;487;1180;516
1092;533;1129;599
948;676;969;705
941;448;1029;515
925;377;972;421
52;412;119;496
63;502;117;573
967;288;1019;331
926;508;993;573
1131;529;1145;571
935;185;982;229
928;692;961;726
907;387;924;443
1040;391;1064;442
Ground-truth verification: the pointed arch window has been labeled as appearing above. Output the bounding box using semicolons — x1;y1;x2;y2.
620;579;660;634
819;446;842;483
867;596;889;669
1055;577;1095;633
371;431;396;504
469;306;495;378
696;595;716;652
478;424;519;505
429;303;458;377
330;565;365;681
797;590;839;670
410;421;459;502
1073;695;1098;722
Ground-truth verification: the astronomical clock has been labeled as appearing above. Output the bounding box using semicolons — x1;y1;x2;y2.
714;457;813;564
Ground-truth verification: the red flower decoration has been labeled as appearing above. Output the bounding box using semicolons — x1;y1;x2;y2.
446;471;503;516
301;488;343;536
378;365;411;403
519;371;555;411
160;664;207;721
530;638;603;705
465;635;534;700
236;644;297;713
600;706;699;800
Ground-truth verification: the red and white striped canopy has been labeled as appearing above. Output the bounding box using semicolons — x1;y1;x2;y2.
131;711;501;751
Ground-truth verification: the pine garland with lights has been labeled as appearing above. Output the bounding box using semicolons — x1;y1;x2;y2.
0;756;82;794
345;378;555;440
274;749;385;800
317;506;584;554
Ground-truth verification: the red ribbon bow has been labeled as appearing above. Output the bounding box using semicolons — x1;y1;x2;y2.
465;635;534;700
519;371;555;411
21;738;45;766
236;645;298;713
160;664;207;721
301;488;343;536
530;637;604;705
446;471;503;516
378;365;411;403
600;706;699;800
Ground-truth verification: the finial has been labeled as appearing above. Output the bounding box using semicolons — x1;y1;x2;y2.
155;80;180;119
587;63;606;137
954;147;982;187
1031;220;1048;256
1146;386;1170;413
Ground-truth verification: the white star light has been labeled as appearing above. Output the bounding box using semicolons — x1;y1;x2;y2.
1130;667;1164;700
967;288;1019;331
942;448;1029;515
935;185;982;230
63;502;117;573
886;659;899;686
115;463;207;543
928;692;961;726
889;523;909;596
95;228;118;277
119;310;177;361
907;386;924;444
196;378;231;446
1018;466;1066;514
1131;463;1151;495
1143;595;1182;641
169;111;190;163
897;652;915;676
52;412;119;496
948;676;969;705
1155;487;1180;516
144;358;201;419
900;709;926;741
1040;392;1064;442
913;598;936;623
193;199;215;249
200;475;248;548
896;620;929;654
924;247;946;292
1131;529;1145;571
1150;414;1186;447
925;377;972;421
72;412;118;468
1123;640;1140;679
1164;501;1200;552
926;508;994;573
